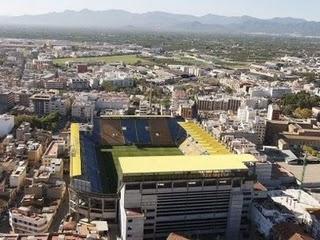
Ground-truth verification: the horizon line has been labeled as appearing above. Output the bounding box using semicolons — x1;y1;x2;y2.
0;8;313;22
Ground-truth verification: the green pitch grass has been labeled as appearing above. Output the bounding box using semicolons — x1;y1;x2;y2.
102;145;183;159
98;145;182;193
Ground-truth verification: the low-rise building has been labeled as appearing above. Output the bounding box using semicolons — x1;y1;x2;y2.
252;189;320;238
27;142;43;165
10;163;27;190
10;206;53;233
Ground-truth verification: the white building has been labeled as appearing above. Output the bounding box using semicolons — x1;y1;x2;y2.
49;96;71;116
244;97;269;110
249;88;269;98
249;87;291;99
95;94;130;111
138;100;150;115
0;114;14;138
251;200;296;238
227;137;257;155
9;163;27;190
252;189;320;238
72;98;95;122
182;66;203;77
31;93;70;116
41;158;64;178
237;105;257;122
10;206;53;233
269;87;292;99
100;72;134;88
269;189;320;225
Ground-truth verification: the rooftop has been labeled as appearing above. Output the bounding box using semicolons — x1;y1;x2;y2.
273;223;314;240
118;154;257;176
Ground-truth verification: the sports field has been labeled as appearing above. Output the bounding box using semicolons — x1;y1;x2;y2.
102;145;183;159
53;54;149;65
98;145;182;193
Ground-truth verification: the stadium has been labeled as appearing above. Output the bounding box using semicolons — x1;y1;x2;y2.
69;116;257;240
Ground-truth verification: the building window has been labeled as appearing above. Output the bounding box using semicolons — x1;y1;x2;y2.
173;182;187;188
142;183;156;189
188;181;202;187
232;179;241;188
204;180;217;186
126;184;140;190
157;182;171;189
144;229;154;234
218;180;230;185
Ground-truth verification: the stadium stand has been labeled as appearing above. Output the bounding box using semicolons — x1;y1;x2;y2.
101;119;125;145
121;119;138;144
179;136;207;155
92;118;102;144
135;119;152;145
168;118;187;145
70;123;81;177
82;135;102;193
149;119;174;146
180;122;230;155
98;116;187;147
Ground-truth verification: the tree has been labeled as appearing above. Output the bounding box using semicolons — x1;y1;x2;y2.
14;112;60;131
281;91;320;117
225;86;234;94
101;81;116;92
293;108;312;119
161;97;171;109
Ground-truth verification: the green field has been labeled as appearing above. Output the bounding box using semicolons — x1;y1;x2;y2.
102;145;182;158
98;145;182;193
53;54;149;65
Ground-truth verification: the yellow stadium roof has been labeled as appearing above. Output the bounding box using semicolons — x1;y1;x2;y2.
70;123;82;177
180;122;230;155
118;154;257;176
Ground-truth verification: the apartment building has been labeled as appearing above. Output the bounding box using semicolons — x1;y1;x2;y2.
10;207;51;233
31;93;70;116
196;95;241;112
0;91;15;113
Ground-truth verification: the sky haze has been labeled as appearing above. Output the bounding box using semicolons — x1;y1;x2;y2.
1;0;319;21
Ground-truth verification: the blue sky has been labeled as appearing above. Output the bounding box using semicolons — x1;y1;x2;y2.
1;0;320;21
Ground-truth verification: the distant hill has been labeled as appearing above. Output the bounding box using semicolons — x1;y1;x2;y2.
0;9;319;36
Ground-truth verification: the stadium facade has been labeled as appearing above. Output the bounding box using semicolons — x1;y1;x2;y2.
69;116;258;240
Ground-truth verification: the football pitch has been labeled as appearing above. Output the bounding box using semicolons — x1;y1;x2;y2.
98;145;182;193
53;54;149;65
101;145;183;159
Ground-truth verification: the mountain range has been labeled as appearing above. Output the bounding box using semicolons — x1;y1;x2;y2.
0;9;319;36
